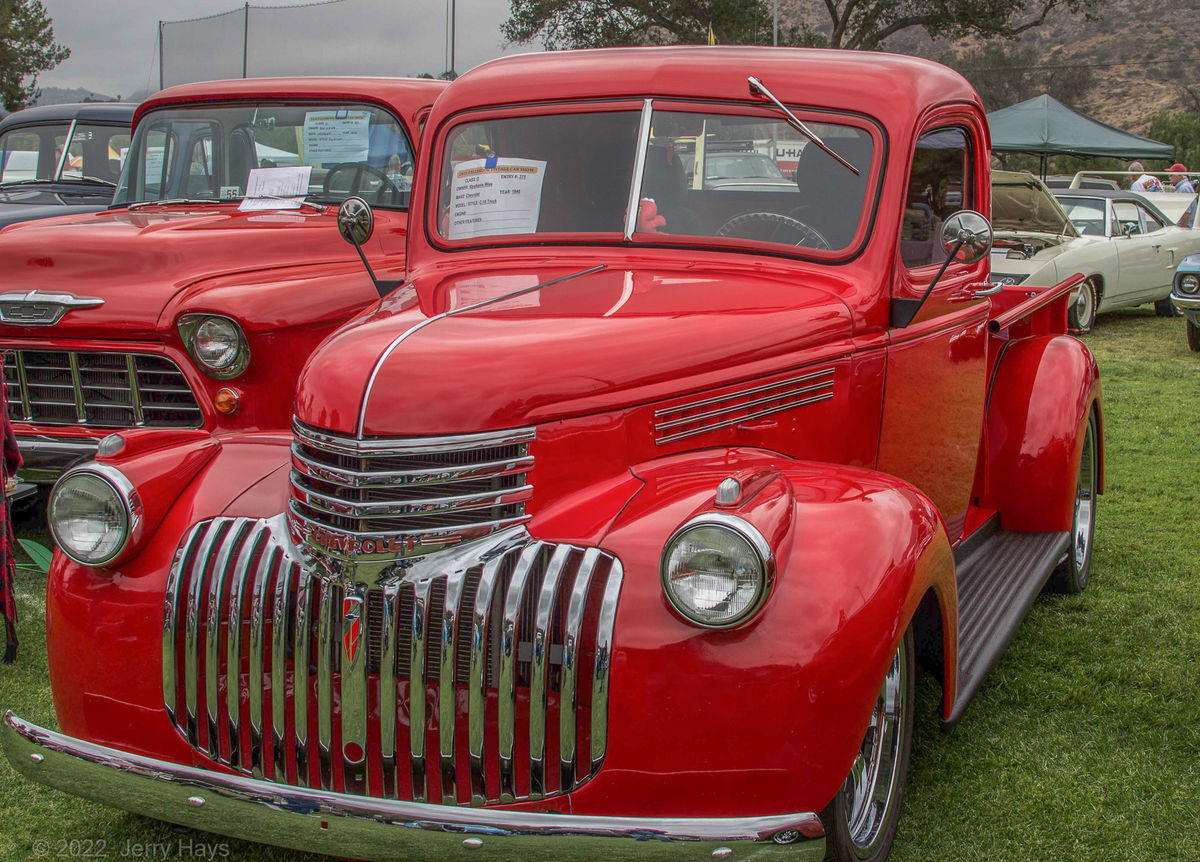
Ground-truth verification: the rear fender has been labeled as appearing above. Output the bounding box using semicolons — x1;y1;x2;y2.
579;448;957;816
981;335;1103;531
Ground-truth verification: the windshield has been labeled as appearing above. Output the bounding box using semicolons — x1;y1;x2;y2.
436;105;876;254
0;122;130;185
113;102;414;208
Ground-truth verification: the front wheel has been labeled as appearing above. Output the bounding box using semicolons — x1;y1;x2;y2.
1154;297;1181;317
1068;278;1098;334
1187;319;1200;352
821;627;914;862
1049;409;1098;594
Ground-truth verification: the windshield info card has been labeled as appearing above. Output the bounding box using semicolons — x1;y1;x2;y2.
448;158;546;239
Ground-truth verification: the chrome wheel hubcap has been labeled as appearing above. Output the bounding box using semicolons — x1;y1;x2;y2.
1073;420;1095;569
842;645;907;856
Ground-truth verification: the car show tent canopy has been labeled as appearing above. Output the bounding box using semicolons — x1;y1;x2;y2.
987;95;1174;169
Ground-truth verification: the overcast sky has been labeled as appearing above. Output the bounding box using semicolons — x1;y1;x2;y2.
39;0;533;98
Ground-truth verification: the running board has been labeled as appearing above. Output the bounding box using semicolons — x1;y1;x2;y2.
946;526;1071;725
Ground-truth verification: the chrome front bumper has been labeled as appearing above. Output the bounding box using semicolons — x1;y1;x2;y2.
1170;292;1200;321
2;713;825;861
14;434;100;483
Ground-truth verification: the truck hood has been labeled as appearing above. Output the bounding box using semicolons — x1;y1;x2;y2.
0;206;397;340
296;263;854;436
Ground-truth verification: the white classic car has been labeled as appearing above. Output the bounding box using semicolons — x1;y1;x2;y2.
990;172;1200;332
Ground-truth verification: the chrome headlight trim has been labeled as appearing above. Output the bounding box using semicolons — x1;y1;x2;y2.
48;463;143;567
660;512;776;629
1178;273;1200;296
178;313;250;379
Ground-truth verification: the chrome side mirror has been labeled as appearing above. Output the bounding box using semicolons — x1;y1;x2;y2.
941;210;992;264
337;196;375;246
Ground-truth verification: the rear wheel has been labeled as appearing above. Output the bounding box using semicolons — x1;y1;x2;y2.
1049;409;1097;594
821;627;914;862
1068;278;1098;334
1154;297;1181;317
1187;319;1200;352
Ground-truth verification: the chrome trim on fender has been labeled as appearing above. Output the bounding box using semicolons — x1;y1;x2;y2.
2;712;825;862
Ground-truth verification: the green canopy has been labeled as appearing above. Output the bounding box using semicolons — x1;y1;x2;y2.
987;95;1174;160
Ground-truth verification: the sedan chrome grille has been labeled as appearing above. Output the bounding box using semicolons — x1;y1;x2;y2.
162;515;622;805
290;421;534;556
2;348;200;428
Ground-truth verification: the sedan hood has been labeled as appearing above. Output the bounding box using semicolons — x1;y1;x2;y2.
0;206;390;339
296;263;854;436
992;170;1079;238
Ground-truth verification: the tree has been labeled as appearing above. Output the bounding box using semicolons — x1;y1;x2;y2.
503;0;1097;54
501;0;790;50
940;42;1093;112
0;0;70;112
1149;111;1200;174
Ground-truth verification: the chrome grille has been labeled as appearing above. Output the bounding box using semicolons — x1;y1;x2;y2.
2;348;200;428
162;515;622;805
290;421;534;551
654;367;836;445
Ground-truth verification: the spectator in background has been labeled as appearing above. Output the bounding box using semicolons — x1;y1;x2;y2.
1128;161;1165;192
1167;163;1195;194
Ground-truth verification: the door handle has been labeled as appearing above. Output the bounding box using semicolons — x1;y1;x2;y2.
972;283;1004;297
947;282;1002;302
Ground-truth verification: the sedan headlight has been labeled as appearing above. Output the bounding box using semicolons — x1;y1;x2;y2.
48;465;142;567
1178;273;1200;296
178;313;249;378
661;514;774;628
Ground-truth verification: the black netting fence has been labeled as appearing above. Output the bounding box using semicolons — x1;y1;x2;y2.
159;0;521;88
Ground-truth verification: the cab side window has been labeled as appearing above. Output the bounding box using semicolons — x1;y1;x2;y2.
901;127;970;269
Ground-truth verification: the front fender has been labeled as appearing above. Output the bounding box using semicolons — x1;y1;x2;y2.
47;433;292;757
576;449;956;818
982;335;1103;531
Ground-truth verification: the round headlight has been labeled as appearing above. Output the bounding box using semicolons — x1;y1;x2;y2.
1179;273;1200;295
179;314;249;378
661;515;774;628
48;466;141;566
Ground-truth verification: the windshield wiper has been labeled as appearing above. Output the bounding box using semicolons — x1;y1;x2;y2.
125;197;218;210
747;76;860;175
240;193;328;212
63;175;117;187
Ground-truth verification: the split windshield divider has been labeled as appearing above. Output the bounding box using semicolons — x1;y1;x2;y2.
623;100;655;241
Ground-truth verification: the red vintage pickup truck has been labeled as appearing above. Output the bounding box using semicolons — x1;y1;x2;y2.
3;48;1100;862
0;76;445;482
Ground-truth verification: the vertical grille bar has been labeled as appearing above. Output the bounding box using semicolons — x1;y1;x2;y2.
438;569;468;805
66;352;85;422
204;519;251;761
227;523;269;768
13;351;30;422
340;585;369;795
591;560;623;775
378;585;398;798
183;521;227;748
528;544;571;800
469;555;505;805
293;568;314;786
124;354;145;425
162;524;208;722
271;558;295;781
316;579;335;790
560;548;599;790
409;579;431;802
248;543;280;779
498;543;541;803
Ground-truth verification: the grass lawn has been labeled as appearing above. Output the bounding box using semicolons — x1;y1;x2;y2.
0;308;1197;861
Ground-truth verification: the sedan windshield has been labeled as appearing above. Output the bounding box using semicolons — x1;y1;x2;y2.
436;105;876;254
113;102;414;208
0;122;130;186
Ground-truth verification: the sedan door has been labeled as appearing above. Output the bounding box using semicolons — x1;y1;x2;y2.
1112;200;1170;302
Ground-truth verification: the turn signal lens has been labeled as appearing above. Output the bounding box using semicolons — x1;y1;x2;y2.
214;387;239;415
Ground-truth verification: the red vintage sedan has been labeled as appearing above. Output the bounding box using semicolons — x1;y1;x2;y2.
0;76;445;482
4;47;1100;862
